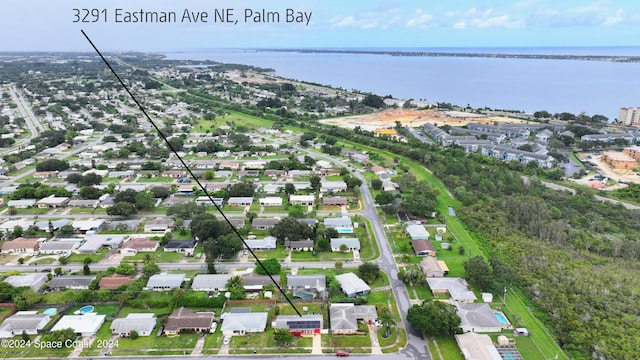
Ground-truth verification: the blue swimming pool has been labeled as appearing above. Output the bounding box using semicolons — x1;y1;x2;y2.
78;305;95;314
336;228;353;234
43;308;57;315
294;291;314;299
494;311;509;325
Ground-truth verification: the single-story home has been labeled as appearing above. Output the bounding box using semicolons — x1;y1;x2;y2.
111;313;157;337
48;275;96;291
259;197;283;207
4;273;49;292
330;238;360;252
51;313;106;336
244;236;277;251
287;274;327;298
145;273;186;291
426;277;477;303
455;332;502;360
72;219;106;233
454;302;506;333
164;307;214;335
320;180;348;193
283;239;314;251
251;218;280;230
420;256;445;278
406;224;430;240
335;272;370;298
38;238;80;255
411;239;436;256
0;311;51;338
36;195;69;208
220;311;268;336
227;197;253;207
329;303;358;335
195;197;224;207
289;195;315;206
77;234;125;254
324;216;353;233
99;274;134;290
273;314;323;336
6;199;36;209
0;237;43;255
143;219;174;233
241;273;281;292
120;237;159;255
353;305;378;323
163;240;197;256
191;274;232;292
322;197;348;206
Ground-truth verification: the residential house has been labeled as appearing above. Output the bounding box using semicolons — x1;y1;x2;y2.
164;307;214;335
251;218;279;230
420;256;445;278
38;238;80;255
329;303;358;335
77;234;125;254
264;170;285;178
174;185;195;196
191;274;232;292
143;219;174;233
120;237;159;255
163;240;197;256
67;199;100;208
145;273;186;291
273;314;323;336
287;274;327;299
4;273;48;292
213;170;233;178
227;197;254;207
111;313;157;337
195;196;224;207
48;275;96;291
330;238;360;252
228;218;246;229
335;272;370;298
162;196;191;207
238;169;259;178
220;311;268;336
244;236;277;251
426;277;477;303
263;184;283;194
324;216;353;233
411;239;436;256
0;311;51;338
454;302;505;333
320;180;348;193
455;332;502;360
218;161;240;170
406;224;430;240
36;195;69;208
51;313;106;336
241;273;281;292
259;197;283;207
99;274;133;290
353;305;378;324
0;237;43;255
289;195;315;206
6;199;36;209
284;239;314;251
322;197;347;206
72;219;105;233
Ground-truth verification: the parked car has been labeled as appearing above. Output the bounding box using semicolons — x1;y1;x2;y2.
336;350;349;357
223;336;231;345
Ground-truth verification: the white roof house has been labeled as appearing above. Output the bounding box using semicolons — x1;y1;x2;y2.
259;197;283;207
289;195;315;205
191;274;232;292
4;273;49;292
0;311;51;338
329;303;357;334
77;234;126;253
227;197;254;206
111;313;157;337
320;180;348;192
6;199;36;208
71;219;105;233
52;313;106;337
0;219;32;231
330;238;360;252
455;332;502;360
220;312;268;336
244;236;277;250
406;224;430;240
324;217;353;231
146;274;186;291
335;272;370;298
427;277;477;302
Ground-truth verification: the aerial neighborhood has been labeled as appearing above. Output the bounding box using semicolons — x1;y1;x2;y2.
0;53;638;359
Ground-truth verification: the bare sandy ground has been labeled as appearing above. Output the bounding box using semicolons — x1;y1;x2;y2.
572;153;640;188
320;109;529;131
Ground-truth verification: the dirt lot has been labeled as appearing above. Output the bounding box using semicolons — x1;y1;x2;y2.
572;152;640;188
320;109;529;131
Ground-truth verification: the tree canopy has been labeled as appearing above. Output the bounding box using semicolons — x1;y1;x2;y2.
407;301;461;336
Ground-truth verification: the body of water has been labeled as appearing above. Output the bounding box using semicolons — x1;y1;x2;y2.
165;47;640;121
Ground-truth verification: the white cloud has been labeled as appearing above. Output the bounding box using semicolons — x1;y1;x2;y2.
603;9;624;25
448;7;524;29
329;8;401;29
406;9;433;28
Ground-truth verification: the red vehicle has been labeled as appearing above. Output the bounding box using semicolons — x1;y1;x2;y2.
336;350;349;357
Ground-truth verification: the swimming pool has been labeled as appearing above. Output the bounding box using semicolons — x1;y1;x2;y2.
78;305;95;314
336;228;353;234
43;308;57;315
494;311;509;325
294;291;315;299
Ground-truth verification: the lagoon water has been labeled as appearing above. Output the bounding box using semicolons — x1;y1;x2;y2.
165;47;640;120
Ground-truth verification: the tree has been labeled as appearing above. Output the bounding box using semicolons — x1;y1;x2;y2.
339;244;348;252
59;224;75;235
254;258;281;275
407;301;461;336
35;158;69;172
401;180;438;216
269;217;314;243
83;264;91;275
107;202;137;217
273;328;295;347
58;256;69;265
226;275;246;300
78;173;102;187
141;261;161;277
343;175;363;190
191;213;232;244
375;191;395;205
324;227;339;240
11;226;23;239
328;276;341;296
166;202;206;219
54;267;62;276
288;204;305;218
79;186;103;200
358;262;380;284
135;191;155;210
284;183;296;195
371;178;383;190
379;308;395;338
316;238;330;252
227;181;255;197
361;94;385;108
115;262;133;275
115;188;138;204
309;174;321;192
129;330;139;340
149;186;171;199
335;260;343;270
0;282;14;302
464;256;494;292
203;233;242;260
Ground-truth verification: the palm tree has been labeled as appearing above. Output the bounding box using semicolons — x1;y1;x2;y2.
379;308;395;338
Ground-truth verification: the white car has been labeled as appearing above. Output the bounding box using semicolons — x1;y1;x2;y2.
223;336;231;345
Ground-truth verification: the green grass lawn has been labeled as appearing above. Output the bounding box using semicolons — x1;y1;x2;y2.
111;332;199;355
262;205;288;213
291;250;354;261
135;176;175;183
67;304;120;317
253;247;288;261
430;335;464;360
70;207;107;214
196;110;273;131
67;249;109;263
321;333;371;353
123;248;185;263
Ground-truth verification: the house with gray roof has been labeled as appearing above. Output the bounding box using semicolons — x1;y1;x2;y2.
455;332;502;360
72;219;105;233
273;314;323;335
164;307;214;335
353;305;378;323
244;236;277;250
453;302;505;333
406;224;430;240
144;219;174;233
287;274;327;298
427;277;477;303
111;313;157;337
284;239;314;251
330;303;357;334
221;311;268;336
420;256;445;278
6;199;36;208
191;274;232;292
77;234;125;254
330;238;360;252
38;238;80;255
335;272;370;298
145;273;186;291
227;197;254;206
48;275;96;290
251;217;280;230
164;240;197;256
320;180;348;193
0;311;51;338
324;216;353;233
4;273;48;292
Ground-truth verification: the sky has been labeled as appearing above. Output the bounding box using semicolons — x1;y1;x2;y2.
1;0;640;51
